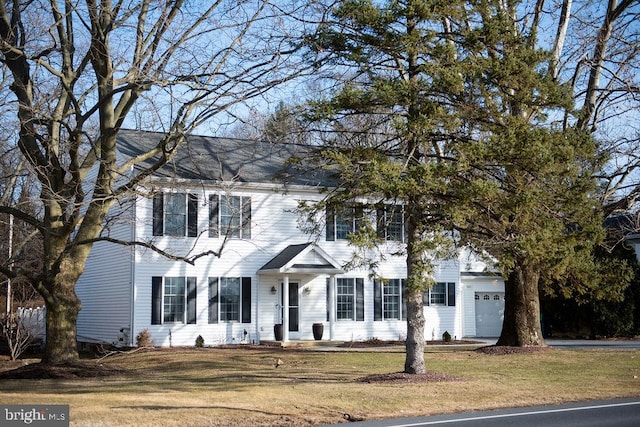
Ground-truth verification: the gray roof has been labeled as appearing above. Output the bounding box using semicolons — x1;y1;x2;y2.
259;243;314;271
116;129;332;187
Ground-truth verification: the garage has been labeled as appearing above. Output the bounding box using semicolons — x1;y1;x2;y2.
475;292;504;337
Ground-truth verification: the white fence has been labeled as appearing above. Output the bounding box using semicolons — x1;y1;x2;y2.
16;306;46;341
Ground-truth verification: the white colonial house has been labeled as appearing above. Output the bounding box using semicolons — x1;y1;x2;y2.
76;130;505;347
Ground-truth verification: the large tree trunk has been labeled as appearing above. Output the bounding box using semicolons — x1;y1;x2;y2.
496;259;545;347
404;287;426;374
404;204;426;374
42;287;81;365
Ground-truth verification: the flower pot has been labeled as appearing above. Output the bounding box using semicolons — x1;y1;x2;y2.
274;324;284;341
312;323;324;341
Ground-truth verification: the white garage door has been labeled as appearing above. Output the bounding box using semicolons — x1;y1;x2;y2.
475;292;504;337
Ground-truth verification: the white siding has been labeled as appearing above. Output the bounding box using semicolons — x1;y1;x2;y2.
76;203;134;345
81;180;506;346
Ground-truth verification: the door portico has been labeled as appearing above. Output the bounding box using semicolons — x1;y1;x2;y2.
259;243;344;342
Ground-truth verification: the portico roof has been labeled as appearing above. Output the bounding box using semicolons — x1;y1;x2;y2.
258;243;344;275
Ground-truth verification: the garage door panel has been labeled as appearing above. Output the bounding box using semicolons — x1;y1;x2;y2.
475;292;504;337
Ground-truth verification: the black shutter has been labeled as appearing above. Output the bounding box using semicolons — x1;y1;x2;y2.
373;279;382;321
242;197;251;239
376;207;385;239
356;278;364;321
401;279;407;320
152;193;164;236
186;277;197;324
326;277;330;322
326;207;335;241
241;277;252;323
423;287;430;306
447;282;456;307
151;276;162;325
208;277;219;323
209;194;219;238
187;194;198;237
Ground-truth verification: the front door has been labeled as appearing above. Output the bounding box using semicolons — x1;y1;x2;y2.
288;282;299;333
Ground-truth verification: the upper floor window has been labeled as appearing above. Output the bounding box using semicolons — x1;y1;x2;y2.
209;194;251;239
152;192;198;237
424;282;456;307
326;205;364;241
377;204;404;242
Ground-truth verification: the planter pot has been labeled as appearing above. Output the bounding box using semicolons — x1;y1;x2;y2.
312;323;324;341
274;324;284;341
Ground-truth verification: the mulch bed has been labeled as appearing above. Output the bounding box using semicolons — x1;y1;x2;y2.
358;371;464;383
476;345;549;355
0;361;125;379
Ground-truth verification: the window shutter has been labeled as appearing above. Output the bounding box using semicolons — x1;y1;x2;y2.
423;289;430;306
326;206;335;241
208;277;219;324
326;277;330;322
151;276;162;325
401;279;407;320
242;198;251;239
186;277;197;324
187;194;198;237
376;207;385;239
208;195;219;238
373;279;382;321
447;282;456;307
152;193;164;236
356;278;364;321
241;277;252;323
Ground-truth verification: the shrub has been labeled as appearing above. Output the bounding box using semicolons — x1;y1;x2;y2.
442;331;452;342
136;329;154;348
195;335;204;348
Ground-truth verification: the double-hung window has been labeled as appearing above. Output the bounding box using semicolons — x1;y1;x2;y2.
152;192;198;237
208;277;252;323
151;276;197;324
424;282;456;306
326;278;364;321
376;204;404;242
326;205;364;241
374;279;407;321
209;194;251;239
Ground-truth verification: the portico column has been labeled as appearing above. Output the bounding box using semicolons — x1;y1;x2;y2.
282;274;290;343
329;274;336;341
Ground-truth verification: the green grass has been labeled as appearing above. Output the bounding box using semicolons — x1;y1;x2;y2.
1;346;639;426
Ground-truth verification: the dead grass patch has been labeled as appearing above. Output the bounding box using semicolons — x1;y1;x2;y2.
0;346;638;426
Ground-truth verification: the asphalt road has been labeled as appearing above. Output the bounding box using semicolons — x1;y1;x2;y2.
331;398;640;427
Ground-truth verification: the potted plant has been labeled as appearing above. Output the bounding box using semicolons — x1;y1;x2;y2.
274;323;284;341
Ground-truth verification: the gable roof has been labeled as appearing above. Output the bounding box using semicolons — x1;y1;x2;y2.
259;243;344;275
116;129;332;187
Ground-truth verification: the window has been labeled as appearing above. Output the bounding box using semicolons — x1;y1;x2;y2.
209;194;251;239
326;205;364;241
423;282;456;307
374;279;407;321
152;193;198;237
377;204;404;242
484;294;490;300
208;277;252;323
493;294;501;301
327;278;364;321
151;276;197;325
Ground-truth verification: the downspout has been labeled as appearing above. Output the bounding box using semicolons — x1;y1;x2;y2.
128;194;137;347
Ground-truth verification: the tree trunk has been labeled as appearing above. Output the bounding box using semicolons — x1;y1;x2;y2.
42;289;81;365
404;287;426;374
496;259;545;347
40;255;86;365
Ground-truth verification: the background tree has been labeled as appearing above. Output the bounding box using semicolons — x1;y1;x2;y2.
0;0;311;365
300;0;631;355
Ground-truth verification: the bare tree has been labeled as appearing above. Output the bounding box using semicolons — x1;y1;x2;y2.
0;0;312;365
